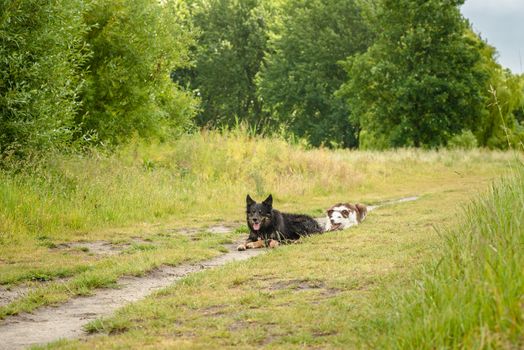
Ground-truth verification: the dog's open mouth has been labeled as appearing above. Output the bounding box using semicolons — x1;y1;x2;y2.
253;222;261;231
330;223;341;231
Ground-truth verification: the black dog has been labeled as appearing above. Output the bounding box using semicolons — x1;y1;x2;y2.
237;194;323;250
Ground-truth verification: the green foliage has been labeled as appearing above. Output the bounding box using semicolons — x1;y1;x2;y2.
79;0;198;145
1;0;522;159
0;0;89;156
485;77;524;150
183;0;272;129
447;130;478;150
257;0;373;147
341;0;489;149
474;38;524;149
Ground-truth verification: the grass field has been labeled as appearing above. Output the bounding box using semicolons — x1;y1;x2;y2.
38;150;522;349
0;132;521;348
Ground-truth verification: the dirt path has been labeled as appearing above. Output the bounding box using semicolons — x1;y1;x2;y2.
0;243;263;350
0;196;419;350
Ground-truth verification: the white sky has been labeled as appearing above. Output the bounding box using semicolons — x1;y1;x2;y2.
460;0;524;74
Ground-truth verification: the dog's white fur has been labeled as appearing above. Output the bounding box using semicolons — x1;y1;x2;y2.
324;203;367;232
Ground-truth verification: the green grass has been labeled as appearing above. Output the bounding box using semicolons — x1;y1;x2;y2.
40;183;481;349
0;131;520;347
20;142;518;349
0;130;515;243
369;163;524;349
0;231;238;319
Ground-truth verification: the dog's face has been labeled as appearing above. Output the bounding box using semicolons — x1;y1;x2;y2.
326;204;359;231
246;194;273;232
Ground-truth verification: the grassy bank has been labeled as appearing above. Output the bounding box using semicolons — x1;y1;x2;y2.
0;130;360;243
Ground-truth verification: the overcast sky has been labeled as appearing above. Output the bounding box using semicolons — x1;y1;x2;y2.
460;0;524;74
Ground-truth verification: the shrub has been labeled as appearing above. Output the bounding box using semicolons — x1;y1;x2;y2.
0;0;89;157
79;0;198;145
447;130;478;150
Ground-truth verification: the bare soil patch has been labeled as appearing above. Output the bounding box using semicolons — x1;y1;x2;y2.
0;286;31;308
176;224;237;236
53;241;126;256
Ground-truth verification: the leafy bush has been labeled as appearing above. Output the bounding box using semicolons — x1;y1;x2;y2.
79;0;198;145
447;130;478;150
484;77;524;150
0;0;89;156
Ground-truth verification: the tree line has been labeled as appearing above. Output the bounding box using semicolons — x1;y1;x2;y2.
1;0;523;158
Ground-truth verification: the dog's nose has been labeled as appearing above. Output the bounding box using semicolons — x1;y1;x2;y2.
252;218;258;223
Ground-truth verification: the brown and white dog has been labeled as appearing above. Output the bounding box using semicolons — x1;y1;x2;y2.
324;203;367;232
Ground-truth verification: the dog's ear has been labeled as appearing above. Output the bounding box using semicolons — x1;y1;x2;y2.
246;194;255;207
262;194;273;207
356;203;367;212
356;203;367;222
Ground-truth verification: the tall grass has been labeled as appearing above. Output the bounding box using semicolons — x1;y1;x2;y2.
374;163;524;349
0;130;357;243
0;129;514;244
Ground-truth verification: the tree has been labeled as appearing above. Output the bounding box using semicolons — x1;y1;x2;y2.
340;0;488;149
257;0;373;147
0;0;89;156
181;0;272;129
473;35;524;149
79;0;198;145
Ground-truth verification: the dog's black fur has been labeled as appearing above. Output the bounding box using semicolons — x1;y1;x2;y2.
246;194;323;244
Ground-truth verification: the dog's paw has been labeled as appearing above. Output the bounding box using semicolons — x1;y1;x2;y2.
245;240;264;249
237;244;246;251
268;240;279;248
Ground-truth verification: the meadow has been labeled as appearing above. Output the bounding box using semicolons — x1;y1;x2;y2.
3;1;523;347
0;131;522;348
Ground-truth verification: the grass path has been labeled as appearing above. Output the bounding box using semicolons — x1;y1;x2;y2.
0;147;517;349
0;148;511;320
0;242;263;350
39;165;507;349
0;227;244;320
